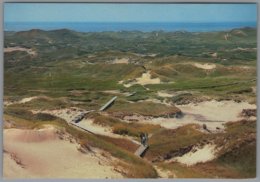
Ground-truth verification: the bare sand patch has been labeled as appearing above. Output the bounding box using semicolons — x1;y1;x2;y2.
4;47;37;56
4;96;39;106
138;98;172;106
193;63;216;70
136;71;161;85
157;91;174;98
169;144;217;166
229;47;257;52
178;100;256;122
126;100;256;132
112;58;129;64
154;165;176;178
102;90;122;95
73;119;140;145
32;107;85;123
120;71;161;87
77;119;117;137
3;127;123;179
34;109;139;144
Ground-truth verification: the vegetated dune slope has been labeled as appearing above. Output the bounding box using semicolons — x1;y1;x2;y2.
3;125;123;179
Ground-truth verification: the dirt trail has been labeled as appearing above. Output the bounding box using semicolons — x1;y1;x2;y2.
3;126;123;179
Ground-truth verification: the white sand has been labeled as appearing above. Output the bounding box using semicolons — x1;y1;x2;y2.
102;90;122;95
211;52;218;58
77;119;117;137
3;127;123;179
179;100;256;122
74;119;140;145
170;144;217;166
193;63;216;70
136;71;161;85
121;71;161;87
4;96;39;106
154;165;176;178
157;91;174;98
34;109;139;144
112;58;129;64
4;47;37;56
128;100;256;132
32;107;85;123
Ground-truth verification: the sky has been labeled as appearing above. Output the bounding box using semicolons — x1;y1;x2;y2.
4;3;257;23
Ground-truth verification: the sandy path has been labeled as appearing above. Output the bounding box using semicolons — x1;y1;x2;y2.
3;126;123;179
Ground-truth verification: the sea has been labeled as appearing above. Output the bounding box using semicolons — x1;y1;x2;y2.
4;22;257;32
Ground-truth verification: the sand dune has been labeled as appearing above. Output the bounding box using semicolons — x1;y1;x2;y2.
33;108;139;144
128;100;256;131
3;126;123;179
170;144;217;166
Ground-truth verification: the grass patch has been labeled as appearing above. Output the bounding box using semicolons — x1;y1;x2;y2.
91;113;161;138
108;100;180;117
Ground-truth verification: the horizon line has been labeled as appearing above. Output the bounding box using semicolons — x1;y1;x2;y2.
5;21;257;23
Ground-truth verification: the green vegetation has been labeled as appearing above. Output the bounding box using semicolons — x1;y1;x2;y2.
108;101;180;117
4;27;256;178
90;113;161;137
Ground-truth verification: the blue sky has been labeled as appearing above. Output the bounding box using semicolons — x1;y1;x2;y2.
4;3;257;23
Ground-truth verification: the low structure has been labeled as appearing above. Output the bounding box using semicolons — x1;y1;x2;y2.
99;96;117;111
